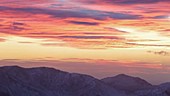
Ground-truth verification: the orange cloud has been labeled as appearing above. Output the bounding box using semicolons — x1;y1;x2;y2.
0;38;5;42
0;0;169;49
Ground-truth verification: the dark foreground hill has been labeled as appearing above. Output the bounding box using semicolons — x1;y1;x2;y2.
0;66;169;96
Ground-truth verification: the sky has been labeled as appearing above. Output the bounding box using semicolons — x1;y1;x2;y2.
0;0;170;84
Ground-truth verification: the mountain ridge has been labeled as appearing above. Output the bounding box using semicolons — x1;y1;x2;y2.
0;66;125;96
0;66;169;96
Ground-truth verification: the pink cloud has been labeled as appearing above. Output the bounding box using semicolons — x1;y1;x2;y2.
0;38;6;42
0;0;169;49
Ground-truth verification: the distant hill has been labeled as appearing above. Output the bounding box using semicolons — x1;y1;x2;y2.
0;66;169;96
101;74;153;93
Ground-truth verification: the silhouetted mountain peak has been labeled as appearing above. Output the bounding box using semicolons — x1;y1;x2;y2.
1;65;68;75
101;74;153;93
115;74;134;78
118;74;127;76
1;65;21;70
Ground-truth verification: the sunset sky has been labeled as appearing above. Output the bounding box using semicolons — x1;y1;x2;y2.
0;0;170;84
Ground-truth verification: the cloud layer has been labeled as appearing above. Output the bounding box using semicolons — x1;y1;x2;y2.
79;0;170;4
0;0;170;49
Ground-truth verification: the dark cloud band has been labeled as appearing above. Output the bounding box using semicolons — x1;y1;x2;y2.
0;6;142;20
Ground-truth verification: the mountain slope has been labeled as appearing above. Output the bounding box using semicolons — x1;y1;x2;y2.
101;74;153;93
0;66;126;96
135;82;170;96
